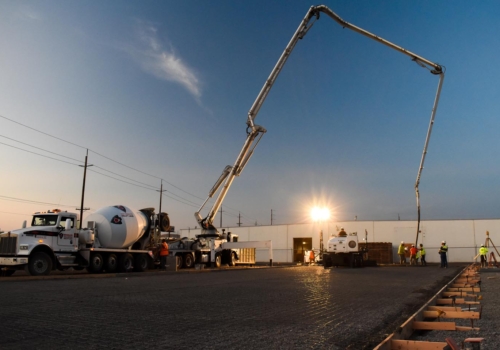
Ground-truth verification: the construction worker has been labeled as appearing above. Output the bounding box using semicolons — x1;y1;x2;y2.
398;241;406;265
338;227;347;237
160;239;169;270
439;241;448;268
409;245;418;265
419;243;427;266
479;244;488;268
309;249;315;265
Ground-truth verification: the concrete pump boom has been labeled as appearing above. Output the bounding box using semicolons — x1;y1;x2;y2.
195;5;445;244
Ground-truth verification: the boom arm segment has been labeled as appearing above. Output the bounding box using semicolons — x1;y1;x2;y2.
196;5;444;239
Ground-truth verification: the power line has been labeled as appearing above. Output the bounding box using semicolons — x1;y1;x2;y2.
0;141;81;166
93;165;158;190
0;195;79;208
0;114;259;222
0;114;202;202
0;134;163;190
0;134;83;163
88;169;159;192
161;193;199;208
0;114;86;150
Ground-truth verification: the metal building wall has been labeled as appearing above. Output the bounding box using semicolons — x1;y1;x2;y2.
179;219;500;263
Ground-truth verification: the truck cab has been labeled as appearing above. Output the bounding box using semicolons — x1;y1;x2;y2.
0;209;79;276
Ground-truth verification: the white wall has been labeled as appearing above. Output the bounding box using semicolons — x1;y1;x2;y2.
179;219;500;263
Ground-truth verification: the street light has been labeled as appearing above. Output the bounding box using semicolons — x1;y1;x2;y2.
311;206;330;256
310;207;330;221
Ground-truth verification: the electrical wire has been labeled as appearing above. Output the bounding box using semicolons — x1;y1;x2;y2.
0;195;79;208
0;114;258;223
0;141;81;166
0;134;83;163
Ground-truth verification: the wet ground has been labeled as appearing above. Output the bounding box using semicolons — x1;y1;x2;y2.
0;264;465;349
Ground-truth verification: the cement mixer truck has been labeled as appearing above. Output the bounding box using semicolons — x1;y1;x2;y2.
0;205;170;276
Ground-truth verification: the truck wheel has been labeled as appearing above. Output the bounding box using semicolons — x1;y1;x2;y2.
105;254;118;273
228;252;236;267
175;255;183;270
28;252;53;276
349;254;355;268
214;253;222;268
88;253;104;273
134;254;150;272
184;253;195;268
323;254;331;269
118;253;134;272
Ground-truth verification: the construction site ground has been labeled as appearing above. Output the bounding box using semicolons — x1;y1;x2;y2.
409;268;500;349
2;263;497;349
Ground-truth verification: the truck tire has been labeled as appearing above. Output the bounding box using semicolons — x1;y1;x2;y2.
175;255;183;270
118;253;134;272
184;253;195;269
28;252;53;276
88;253;104;273
228;252;236;267
214;253;222;268
323;254;331;269
134;254;149;272
105;254;118;273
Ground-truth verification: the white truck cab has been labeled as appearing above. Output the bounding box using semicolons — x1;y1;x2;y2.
0;209;80;276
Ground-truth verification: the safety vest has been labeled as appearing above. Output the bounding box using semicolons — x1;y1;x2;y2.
479;247;488;256
420;247;426;256
440;245;448;253
160;242;169;256
398;245;405;255
410;247;417;256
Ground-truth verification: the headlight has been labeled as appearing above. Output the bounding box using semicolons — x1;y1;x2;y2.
20;245;29;250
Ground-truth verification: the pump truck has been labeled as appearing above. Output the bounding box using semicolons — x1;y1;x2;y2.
194;5;444;253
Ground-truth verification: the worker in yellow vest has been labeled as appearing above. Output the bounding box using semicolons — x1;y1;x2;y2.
479;244;488;268
419;243;427;266
439;241;448;268
398;241;406;265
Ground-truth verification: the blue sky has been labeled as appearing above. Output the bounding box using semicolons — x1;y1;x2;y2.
1;1;500;232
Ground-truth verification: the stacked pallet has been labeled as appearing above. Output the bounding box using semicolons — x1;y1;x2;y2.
363;242;393;264
375;264;486;350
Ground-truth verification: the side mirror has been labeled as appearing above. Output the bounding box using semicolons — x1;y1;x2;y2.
22;220;27;229
65;219;72;231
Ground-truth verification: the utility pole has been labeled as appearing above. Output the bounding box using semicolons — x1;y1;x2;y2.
156;180;167;239
271;209;273;225
238;212;241;227
77;149;92;229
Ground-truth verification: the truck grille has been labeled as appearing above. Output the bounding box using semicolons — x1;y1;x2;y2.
0;236;17;255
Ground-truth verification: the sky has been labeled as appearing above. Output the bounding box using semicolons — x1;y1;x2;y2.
1;0;500;232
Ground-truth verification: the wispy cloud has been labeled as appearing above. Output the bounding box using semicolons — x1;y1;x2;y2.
128;21;201;99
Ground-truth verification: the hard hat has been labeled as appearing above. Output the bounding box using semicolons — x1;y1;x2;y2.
401;241;404;244
481;244;484;247
412;245;415;247
341;227;344;230
442;241;446;244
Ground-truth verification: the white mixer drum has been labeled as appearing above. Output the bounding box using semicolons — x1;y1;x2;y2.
85;205;149;249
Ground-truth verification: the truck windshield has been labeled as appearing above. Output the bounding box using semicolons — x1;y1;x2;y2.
31;215;58;227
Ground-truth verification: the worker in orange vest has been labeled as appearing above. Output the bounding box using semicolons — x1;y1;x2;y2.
160;239;169;270
309;250;315;265
409;245;418;265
